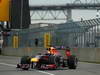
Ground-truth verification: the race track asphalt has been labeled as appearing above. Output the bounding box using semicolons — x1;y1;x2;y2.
0;55;100;75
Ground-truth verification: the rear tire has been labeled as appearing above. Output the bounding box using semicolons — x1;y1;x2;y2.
49;55;61;69
67;55;77;69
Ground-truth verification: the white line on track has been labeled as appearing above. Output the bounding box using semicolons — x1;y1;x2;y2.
0;63;16;67
0;62;55;75
38;71;55;75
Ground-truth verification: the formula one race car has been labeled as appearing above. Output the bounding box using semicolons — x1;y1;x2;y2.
17;49;78;70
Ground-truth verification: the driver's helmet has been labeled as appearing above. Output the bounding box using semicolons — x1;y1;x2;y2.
50;47;55;50
47;47;55;54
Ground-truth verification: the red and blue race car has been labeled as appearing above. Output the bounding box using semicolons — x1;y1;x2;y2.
17;49;78;70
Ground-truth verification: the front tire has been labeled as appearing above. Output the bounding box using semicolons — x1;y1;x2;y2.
20;56;30;70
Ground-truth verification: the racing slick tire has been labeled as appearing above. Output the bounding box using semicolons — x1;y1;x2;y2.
67;55;77;69
49;55;61;69
20;56;30;64
37;55;61;69
20;56;31;70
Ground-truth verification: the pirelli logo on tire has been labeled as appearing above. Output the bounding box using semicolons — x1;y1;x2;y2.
44;32;51;48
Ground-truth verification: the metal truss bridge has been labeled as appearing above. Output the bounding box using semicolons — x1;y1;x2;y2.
30;4;100;10
30;0;100;22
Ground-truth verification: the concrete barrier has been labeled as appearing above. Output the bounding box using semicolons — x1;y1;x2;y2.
1;47;100;62
71;48;100;62
2;47;45;56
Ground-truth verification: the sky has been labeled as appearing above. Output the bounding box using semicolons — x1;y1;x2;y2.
29;0;100;5
29;0;100;23
29;0;72;5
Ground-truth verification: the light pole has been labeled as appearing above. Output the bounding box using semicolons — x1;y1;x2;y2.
20;0;23;29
